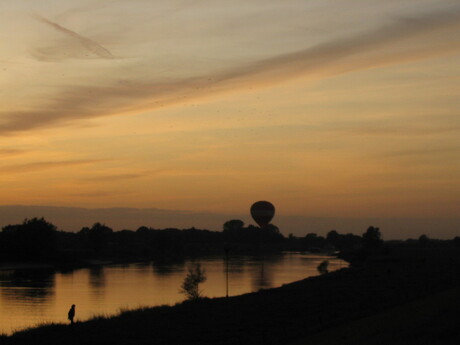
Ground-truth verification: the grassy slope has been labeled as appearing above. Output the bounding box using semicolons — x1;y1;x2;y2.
291;286;460;345
4;248;460;345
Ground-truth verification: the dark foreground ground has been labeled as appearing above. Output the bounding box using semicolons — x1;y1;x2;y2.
3;248;460;345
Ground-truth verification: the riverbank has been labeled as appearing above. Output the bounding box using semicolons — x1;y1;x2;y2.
3;247;460;344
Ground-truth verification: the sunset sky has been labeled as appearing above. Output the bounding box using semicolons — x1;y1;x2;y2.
1;0;459;238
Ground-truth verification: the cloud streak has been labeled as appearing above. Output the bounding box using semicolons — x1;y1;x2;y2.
32;14;113;59
382;147;460;158
81;173;144;182
330;122;460;136
0;149;29;157
0;159;108;174
2;8;460;135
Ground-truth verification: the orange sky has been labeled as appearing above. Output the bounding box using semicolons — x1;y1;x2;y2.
1;0;459;238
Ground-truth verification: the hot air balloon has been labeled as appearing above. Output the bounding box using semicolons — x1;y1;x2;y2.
250;201;275;228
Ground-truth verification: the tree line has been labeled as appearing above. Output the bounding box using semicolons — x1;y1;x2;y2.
0;217;458;264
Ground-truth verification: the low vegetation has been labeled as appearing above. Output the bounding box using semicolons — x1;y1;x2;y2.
316;260;329;275
180;263;207;300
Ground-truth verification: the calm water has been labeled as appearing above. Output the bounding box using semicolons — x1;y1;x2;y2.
0;253;346;334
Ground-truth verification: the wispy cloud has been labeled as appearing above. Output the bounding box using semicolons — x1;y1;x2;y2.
382;147;460;158
65;190;124;198
0;149;29;157
2;8;460;135
81;173;143;182
330;122;460;136
0;159;107;174
32;14;113;59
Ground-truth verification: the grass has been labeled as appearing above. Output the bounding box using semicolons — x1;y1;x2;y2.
291;286;460;345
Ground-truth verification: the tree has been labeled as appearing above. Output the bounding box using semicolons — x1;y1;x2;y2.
418;234;430;248
2;217;58;260
362;226;383;249
326;230;339;246
303;233;327;250
223;220;244;232
88;223;113;255
223;219;249;243
454;236;460;248
180;263;207;300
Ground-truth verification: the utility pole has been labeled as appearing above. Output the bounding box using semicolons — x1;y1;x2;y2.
224;245;230;298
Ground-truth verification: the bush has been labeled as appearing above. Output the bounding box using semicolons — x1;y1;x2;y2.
180;263;207;300
317;260;329;275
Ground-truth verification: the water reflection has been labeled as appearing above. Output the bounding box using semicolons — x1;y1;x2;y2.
133;262;151;269
89;266;106;297
228;256;247;274
251;262;273;290
241;256;280;291
152;258;186;276
0;269;55;303
0;253;346;335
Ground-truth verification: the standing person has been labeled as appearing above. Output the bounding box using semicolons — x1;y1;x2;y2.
68;304;76;325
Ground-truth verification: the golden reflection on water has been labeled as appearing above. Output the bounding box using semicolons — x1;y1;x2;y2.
0;253;346;334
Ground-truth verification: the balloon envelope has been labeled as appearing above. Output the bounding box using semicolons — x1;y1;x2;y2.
250;201;275;228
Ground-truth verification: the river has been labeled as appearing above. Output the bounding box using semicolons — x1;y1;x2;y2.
0;253;346;334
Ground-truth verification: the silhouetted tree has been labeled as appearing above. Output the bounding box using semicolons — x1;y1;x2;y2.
223;219;244;232
260;224;284;243
418;234;430;248
136;226;149;234
326;230;339;246
303;233;327;250
362;226;383;249
180;263;207;300
1;218;58;260
88;223;113;255
454;236;460;248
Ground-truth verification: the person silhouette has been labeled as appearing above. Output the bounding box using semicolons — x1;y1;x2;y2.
68;304;76;325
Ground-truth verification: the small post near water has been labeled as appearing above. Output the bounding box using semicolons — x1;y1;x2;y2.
224;244;230;298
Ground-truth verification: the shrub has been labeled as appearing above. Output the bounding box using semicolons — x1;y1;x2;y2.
317;260;329;275
180;263;207;300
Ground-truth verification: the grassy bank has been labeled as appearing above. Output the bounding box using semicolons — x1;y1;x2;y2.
3;247;460;345
292;286;460;345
